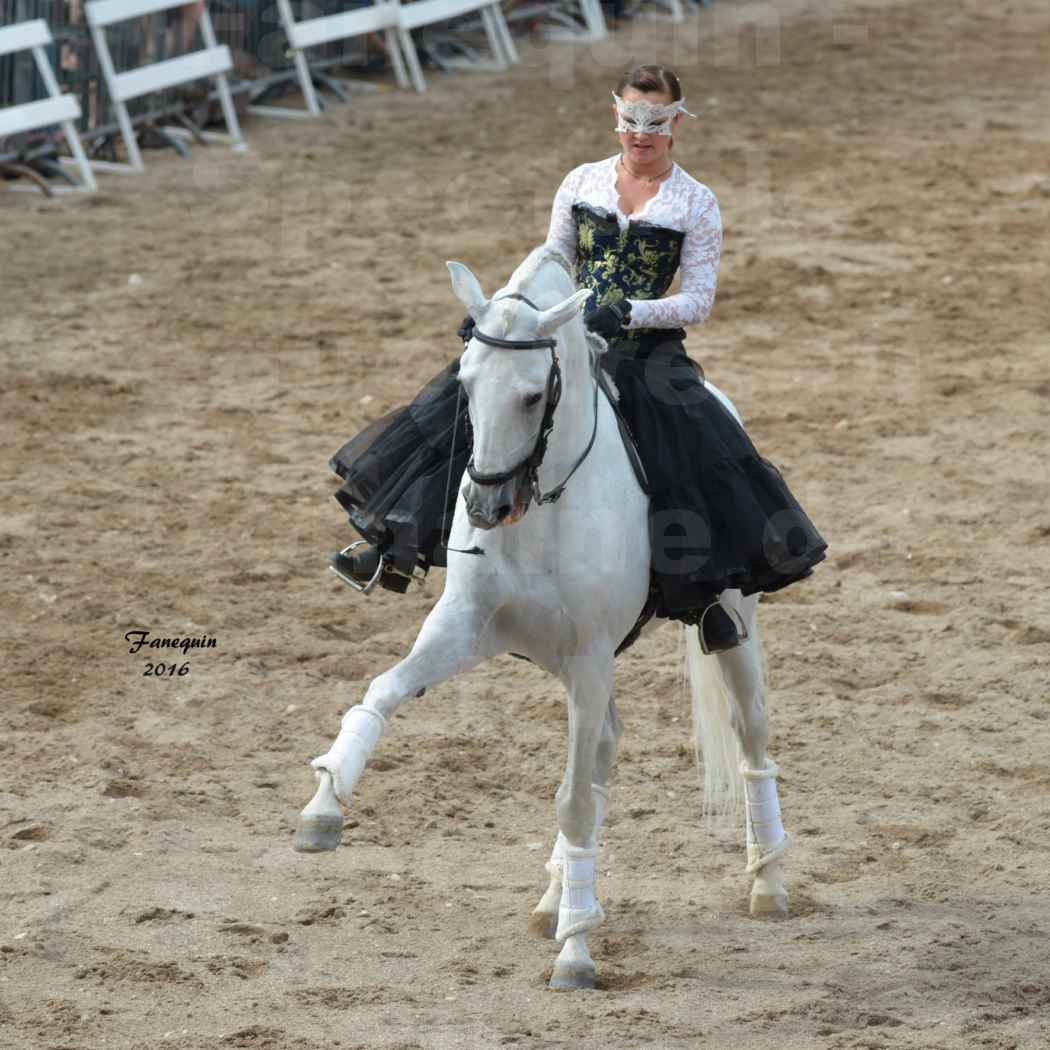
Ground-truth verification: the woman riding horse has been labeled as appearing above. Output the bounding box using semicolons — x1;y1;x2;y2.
328;64;826;651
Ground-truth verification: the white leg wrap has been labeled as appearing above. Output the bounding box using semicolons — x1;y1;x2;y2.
545;784;609;881
555;844;604;943
311;705;386;804
741;760;790;875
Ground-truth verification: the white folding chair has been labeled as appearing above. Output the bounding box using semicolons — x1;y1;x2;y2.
250;0;411;119
396;0;518;94
0;19;97;193
85;0;247;172
536;0;608;43
632;0;686;24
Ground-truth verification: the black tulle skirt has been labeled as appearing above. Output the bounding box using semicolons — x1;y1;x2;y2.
330;360;470;576
330;332;826;617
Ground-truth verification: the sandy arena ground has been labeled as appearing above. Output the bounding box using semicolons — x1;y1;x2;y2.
2;0;1049;1046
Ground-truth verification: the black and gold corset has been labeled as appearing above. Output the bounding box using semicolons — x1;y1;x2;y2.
572;202;685;337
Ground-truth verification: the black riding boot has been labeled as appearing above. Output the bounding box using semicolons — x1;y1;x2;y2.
328;543;411;594
698;602;742;654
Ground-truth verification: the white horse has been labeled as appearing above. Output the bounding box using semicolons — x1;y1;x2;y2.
295;247;790;990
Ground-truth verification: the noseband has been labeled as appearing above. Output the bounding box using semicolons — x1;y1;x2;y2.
464;294;599;508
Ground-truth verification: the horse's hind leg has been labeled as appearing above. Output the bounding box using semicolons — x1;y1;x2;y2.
718;593;790;917
294;593;494;852
529;696;622;940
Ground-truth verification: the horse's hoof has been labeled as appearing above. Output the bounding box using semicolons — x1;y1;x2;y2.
549;961;596;991
750;891;789;918
292;813;343;853
527;909;558;940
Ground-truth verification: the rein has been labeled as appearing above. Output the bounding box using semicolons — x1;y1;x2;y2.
465;293;601;507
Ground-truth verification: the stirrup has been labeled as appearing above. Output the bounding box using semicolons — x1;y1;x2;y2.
698;601;750;656
328;540;384;595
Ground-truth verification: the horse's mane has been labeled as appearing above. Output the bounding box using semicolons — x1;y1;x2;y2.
504;245;575;301
501;245;608;368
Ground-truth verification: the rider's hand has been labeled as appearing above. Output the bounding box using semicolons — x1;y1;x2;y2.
584;302;631;339
458;315;476;342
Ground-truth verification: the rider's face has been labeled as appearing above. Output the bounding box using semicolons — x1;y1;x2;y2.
614;86;682;170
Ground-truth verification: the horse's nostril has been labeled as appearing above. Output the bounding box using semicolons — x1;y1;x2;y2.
497;504;512;520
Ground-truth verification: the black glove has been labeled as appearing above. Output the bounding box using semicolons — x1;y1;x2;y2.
584;301;631;339
457;315;476;342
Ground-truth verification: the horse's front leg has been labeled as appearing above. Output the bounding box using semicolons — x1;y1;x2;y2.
294;593;495;852
529;697;621;941
547;646;615;990
718;592;790;917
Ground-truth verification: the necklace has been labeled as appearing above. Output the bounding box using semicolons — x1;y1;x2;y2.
618;156;674;184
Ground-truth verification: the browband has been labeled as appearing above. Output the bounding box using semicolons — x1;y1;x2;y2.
472;331;556;351
470;292;557;351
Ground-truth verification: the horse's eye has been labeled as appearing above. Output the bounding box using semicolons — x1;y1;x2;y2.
523;392;543;409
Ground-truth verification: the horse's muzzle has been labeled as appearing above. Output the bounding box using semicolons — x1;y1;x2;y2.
464;477;529;530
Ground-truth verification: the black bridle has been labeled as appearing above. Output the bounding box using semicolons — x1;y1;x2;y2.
464;294;600;508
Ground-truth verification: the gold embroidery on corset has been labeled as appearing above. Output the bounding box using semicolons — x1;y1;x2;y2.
571;204;684;327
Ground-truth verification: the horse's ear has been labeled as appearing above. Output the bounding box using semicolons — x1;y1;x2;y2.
535;289;592;339
447;262;488;319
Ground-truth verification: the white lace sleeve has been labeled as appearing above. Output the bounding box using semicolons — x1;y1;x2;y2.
545;167;582;269
627;190;722;330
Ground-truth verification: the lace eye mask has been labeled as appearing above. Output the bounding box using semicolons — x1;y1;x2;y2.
612;93;696;136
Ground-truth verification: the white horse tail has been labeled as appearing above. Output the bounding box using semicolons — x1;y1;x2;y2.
684;622;759;821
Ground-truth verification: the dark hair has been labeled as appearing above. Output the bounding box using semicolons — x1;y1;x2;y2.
615;64;682;102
